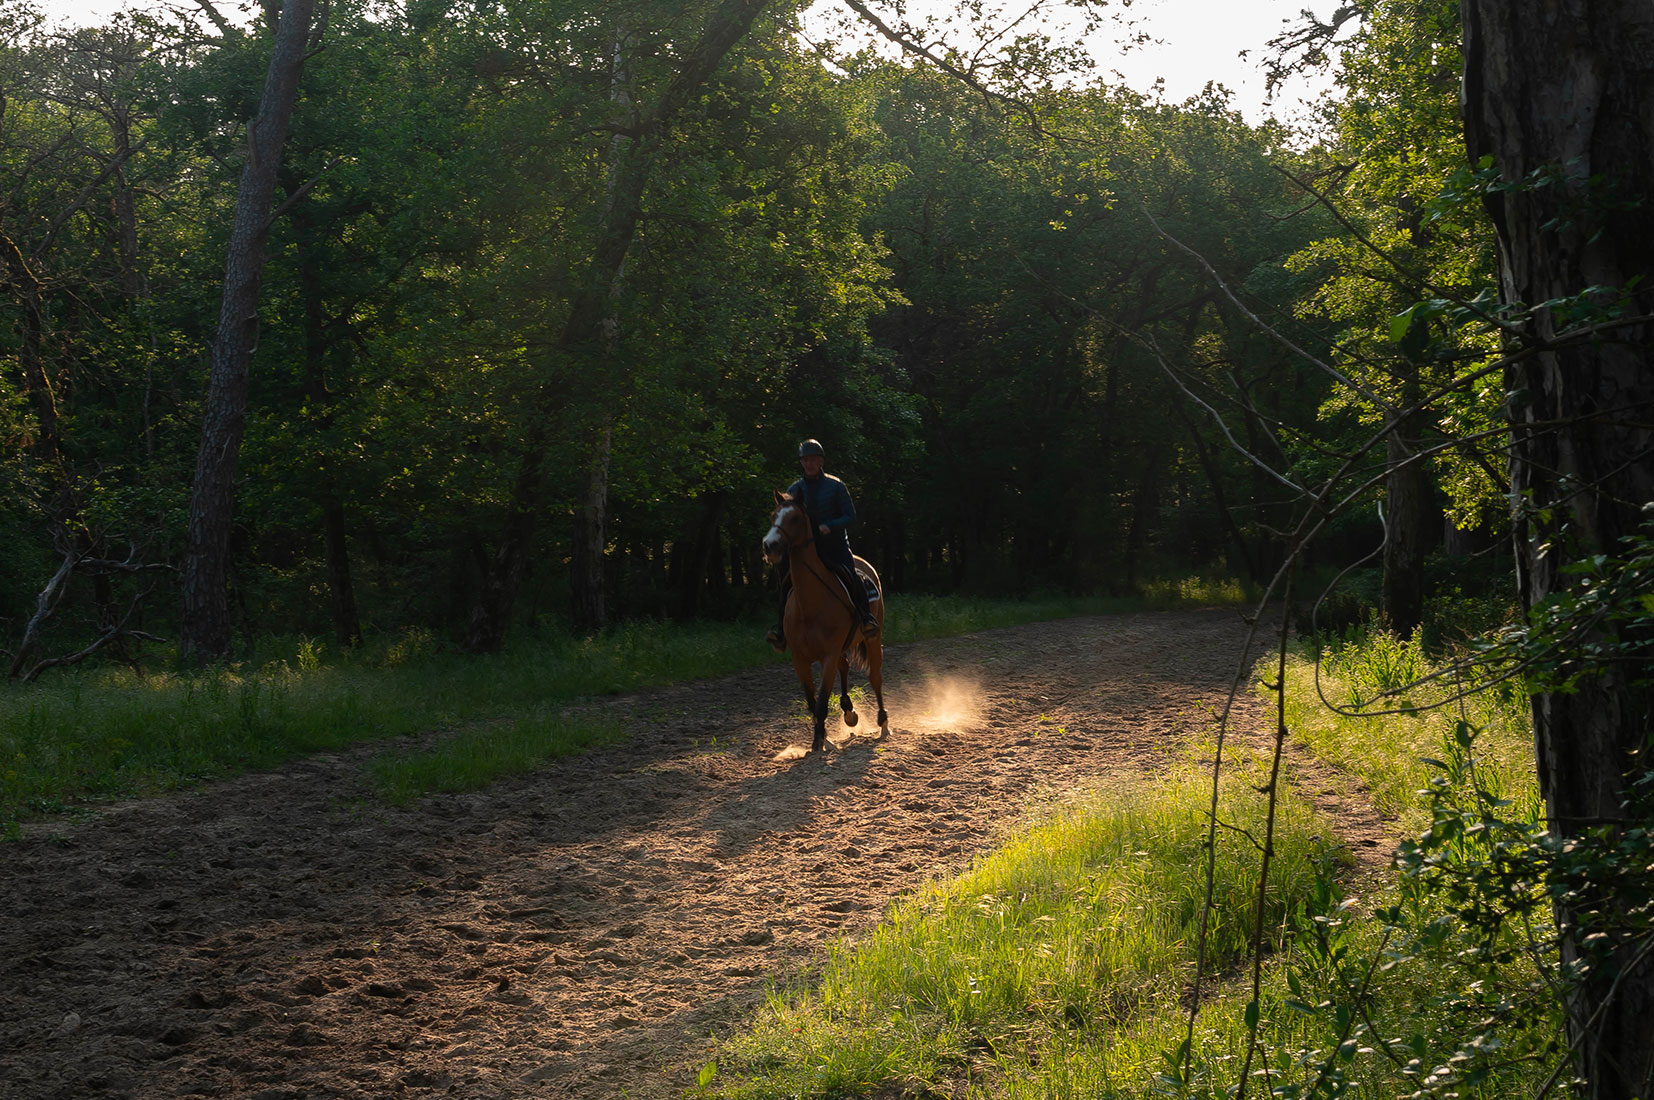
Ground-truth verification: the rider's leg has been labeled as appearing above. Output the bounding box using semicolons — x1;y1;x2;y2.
839;562;880;638
766;561;792;651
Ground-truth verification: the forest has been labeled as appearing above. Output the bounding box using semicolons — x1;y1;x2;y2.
2;0;1446;662
3;0;1653;1097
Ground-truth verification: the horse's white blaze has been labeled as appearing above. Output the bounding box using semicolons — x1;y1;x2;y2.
762;504;797;562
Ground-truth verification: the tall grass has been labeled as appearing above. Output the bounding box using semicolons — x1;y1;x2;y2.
1282;626;1537;826
706;767;1333;1099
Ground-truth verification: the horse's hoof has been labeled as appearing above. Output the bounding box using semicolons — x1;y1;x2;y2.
843;711;859;727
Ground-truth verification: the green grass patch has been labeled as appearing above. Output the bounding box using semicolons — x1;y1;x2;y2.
2;591;1244;832
886;580;1249;644
704;767;1334;1099
1281;627;1537;827
367;709;627;805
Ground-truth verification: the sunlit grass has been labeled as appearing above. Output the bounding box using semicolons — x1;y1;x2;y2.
1;590;1248;832
1280;627;1537;826
886;578;1248;644
704;767;1334;1099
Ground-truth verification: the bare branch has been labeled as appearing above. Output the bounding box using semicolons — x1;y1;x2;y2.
836;0;1041;123
1139;199;1392;413
193;0;236;36
21;583;162;683
267;156;340;225
8;550;80;681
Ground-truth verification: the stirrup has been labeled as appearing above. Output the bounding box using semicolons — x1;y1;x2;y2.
860;617;880;639
766;626;786;653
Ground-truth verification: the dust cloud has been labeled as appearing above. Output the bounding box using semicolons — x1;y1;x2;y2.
909;674;986;731
766;672;986;760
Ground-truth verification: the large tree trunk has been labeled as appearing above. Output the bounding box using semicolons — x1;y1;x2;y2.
463;0;776;652
1461;4;1654;1096
178;0;317;665
1380;405;1437;638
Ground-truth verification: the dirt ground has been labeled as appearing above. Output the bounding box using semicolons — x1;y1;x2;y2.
0;609;1397;1100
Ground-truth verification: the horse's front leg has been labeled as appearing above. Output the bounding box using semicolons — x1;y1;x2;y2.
838;661;859;728
792;655;829;753
812;653;846;754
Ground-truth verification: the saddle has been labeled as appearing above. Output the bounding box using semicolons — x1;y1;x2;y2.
855;567;880;603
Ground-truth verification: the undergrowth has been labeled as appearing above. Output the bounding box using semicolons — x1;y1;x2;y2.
1283;623;1536;827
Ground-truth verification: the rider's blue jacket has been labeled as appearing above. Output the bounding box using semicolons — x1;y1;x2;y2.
787;472;856;569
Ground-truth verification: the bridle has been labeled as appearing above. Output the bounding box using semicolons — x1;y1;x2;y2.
768;503;814;552
769;502;858;619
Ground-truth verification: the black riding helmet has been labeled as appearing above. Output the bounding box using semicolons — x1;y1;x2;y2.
798;438;825;458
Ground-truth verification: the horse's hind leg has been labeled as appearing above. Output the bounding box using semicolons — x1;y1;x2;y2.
838;662;859;728
866;641;889;736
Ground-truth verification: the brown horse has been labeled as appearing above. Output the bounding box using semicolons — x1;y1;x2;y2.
761;490;888;753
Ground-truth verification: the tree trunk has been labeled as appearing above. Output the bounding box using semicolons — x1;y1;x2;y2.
178;0;317;665
569;423;613;633
0;232;60;463
294;208;363;649
676;491;728;617
1123;450;1165;592
463;0;776;652
1461;4;1654;1095
1168;389;1259;583
1380;407;1437;637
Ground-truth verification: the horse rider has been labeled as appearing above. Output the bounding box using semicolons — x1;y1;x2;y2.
767;438;880;652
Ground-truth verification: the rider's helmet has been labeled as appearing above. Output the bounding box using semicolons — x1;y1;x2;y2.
798;438;825;459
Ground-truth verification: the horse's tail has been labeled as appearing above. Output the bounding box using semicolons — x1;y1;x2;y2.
846;640;869;672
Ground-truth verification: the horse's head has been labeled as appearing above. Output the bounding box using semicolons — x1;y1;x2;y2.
763;490;807;565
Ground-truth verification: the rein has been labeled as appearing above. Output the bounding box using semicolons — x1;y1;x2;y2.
776;508;858;619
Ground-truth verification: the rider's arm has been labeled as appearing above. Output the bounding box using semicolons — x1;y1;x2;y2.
820;479;854;531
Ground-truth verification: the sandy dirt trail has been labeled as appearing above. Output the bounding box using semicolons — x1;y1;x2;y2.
0;609;1392;1099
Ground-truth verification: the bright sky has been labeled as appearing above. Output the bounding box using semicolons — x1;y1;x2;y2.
30;0;1340;123
802;0;1341;124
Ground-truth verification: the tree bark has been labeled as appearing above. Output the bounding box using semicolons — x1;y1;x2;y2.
1380;406;1437;637
179;0;318;665
1461;4;1654;1095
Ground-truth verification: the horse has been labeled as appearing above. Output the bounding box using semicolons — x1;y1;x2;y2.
761;490;888;753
